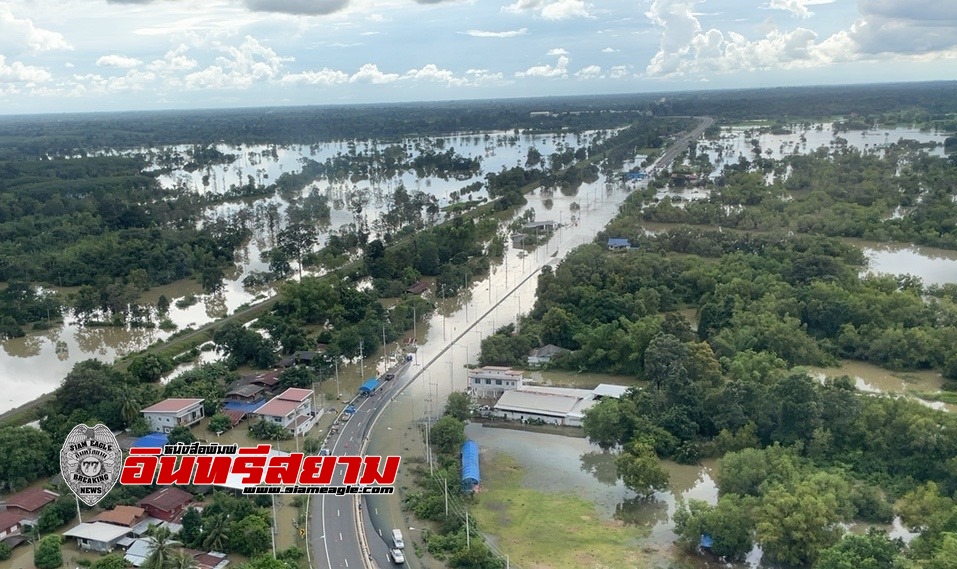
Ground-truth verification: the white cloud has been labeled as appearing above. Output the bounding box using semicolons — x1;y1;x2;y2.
547;48;568;56
280;68;350;85
403;64;467;86
503;0;593;20
602;47;619;53
466;68;510;85
574;64;601;79
464;28;528;38
96;55;142;68
515;55;569;78
244;0;349;16
541;0;592;20
349;63;400;84
766;0;817;19
0;54;51;83
0;3;73;53
147;45;199;74
609;65;630;78
185;36;291;90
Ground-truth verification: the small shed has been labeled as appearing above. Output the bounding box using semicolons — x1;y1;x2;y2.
406;281;429;295
607;238;630;250
461;440;480;493
64;521;131;552
359;378;381;396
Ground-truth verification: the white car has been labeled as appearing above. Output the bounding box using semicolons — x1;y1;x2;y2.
389;548;405;564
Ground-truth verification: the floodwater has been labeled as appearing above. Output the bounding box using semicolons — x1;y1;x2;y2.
859;241;957;287
0;129;614;413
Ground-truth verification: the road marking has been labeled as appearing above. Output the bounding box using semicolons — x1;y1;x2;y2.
375;508;378;515
339;532;343;541
378;528;382;536
337;509;340;516
344;559;349;568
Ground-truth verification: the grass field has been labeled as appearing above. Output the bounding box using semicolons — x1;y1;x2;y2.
471;451;657;569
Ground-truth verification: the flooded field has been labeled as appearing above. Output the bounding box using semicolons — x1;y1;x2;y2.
0;129;618;413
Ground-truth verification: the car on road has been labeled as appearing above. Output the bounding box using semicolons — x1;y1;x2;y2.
389;548;405;564
319;448;331;456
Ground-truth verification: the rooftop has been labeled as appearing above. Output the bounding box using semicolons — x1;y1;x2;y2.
494;390;581;416
141;398;204;414
64;521;131;543
0;510;23;529
593;384;629;398
138;487;193;512
276;388;312;402
90;505;145;527
2;487;59;512
253;398;301;417
226;384;264;398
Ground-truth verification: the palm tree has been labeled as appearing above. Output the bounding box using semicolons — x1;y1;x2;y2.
202;513;229;551
166;549;199;569
117;387;140;428
142;526;181;569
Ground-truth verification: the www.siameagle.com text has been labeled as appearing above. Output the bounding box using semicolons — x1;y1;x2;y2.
243;485;395;495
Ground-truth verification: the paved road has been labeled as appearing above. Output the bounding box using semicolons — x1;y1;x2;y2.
310;116;714;569
311;365;413;569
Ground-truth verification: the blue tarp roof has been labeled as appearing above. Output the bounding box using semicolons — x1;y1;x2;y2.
224;400;266;414
461;440;480;490
132;433;168;448
359;379;380;393
700;534;714;549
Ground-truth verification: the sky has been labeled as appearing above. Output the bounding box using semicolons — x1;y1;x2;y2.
0;0;955;114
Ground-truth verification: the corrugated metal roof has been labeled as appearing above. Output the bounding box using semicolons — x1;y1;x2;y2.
592;384;629;398
494;390;581;416
64;521;131;543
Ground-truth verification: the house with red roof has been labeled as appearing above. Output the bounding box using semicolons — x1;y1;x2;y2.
0;487;59;525
90;505;147;528
252;388;317;436
137;487;194;522
141;398;205;433
0;510;24;540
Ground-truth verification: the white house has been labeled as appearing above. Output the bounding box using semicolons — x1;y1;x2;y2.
64;521;131;552
141;398;205;433
252;388;318;436
468;366;525;399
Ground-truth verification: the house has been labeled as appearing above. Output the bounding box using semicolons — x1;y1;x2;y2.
224;383;265;404
468;366;525;399
527;344;569;365
252;387;318;436
141;398;205;433
523;220;557;232
279;351;318;368
0;510;23;540
137;487;193;522
405;281;429;295
90;505;147;528
63;521;131;552
607;238;630;250
1;487;59;525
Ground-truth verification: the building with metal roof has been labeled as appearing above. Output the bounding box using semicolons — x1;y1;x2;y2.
461;440;480;493
491;382;632;426
64;522;131;552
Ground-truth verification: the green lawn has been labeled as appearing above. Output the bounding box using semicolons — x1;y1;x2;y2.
471;451;654;569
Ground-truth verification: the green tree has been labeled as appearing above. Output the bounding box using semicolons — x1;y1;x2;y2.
755;479;846;566
814;528;906;569
229;515;272;557
0;542;11;561
674;495;756;561
168;425;197;446
278;367;315;390
277;222;319;280
615;441;668;498
167;549;200;569
34;534;63;569
0;426;56;491
429;415;466;456
180;507;203;548
444;392;472;421
207;413;233;434
142;526;181;569
90;553;133;569
202;513;229;551
129;353;174;383
582;398;624;450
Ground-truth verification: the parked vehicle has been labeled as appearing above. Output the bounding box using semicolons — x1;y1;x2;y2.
389;548;405;564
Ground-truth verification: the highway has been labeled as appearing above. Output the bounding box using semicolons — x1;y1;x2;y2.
310;366;411;569
308;116;713;569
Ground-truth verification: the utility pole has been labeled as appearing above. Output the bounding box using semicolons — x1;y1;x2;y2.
412;305;417;366
359;339;364;380
271;495;278;559
443;477;448;515
466;510;470;549
334;357;341;400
